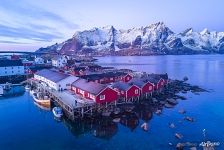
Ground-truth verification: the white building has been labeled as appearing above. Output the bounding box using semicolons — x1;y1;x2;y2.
0;59;25;77
34;57;44;65
34;69;78;91
52;55;67;68
0;85;3;96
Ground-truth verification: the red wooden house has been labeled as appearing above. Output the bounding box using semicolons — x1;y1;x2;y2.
121;73;133;82
159;73;169;85
128;78;154;96
156;78;166;90
71;78;118;104
142;74;168;91
112;82;141;101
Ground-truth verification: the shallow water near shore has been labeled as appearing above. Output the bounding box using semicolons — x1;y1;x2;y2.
0;55;224;150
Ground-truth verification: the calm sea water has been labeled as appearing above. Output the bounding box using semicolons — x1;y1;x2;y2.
0;55;224;150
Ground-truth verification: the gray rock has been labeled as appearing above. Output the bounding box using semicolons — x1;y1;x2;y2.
169;123;175;128
190;146;197;150
184;116;194;122
175;133;183;139
178;109;186;114
176;143;184;150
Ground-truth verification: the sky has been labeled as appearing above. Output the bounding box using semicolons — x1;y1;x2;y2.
0;0;223;51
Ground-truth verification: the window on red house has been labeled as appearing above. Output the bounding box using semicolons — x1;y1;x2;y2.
100;95;105;100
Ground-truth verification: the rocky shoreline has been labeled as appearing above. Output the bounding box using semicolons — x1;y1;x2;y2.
81;78;209;121
66;78;209;149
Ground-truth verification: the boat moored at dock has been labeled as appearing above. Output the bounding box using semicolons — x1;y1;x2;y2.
34;102;51;111
30;90;51;106
0;83;25;97
52;107;63;118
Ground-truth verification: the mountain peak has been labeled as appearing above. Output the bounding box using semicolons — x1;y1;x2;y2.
102;25;115;30
181;28;194;36
200;28;210;35
145;22;174;35
154;21;165;26
147;22;165;28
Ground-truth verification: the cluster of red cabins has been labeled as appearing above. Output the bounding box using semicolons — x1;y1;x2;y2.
71;71;169;104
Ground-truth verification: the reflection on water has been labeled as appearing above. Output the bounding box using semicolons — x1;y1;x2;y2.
62;101;157;139
63;117;118;140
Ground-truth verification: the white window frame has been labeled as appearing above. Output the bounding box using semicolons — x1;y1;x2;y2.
135;89;138;94
149;86;152;90
100;95;105;100
80;89;84;95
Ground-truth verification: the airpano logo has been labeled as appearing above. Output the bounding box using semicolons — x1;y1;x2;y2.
199;141;220;147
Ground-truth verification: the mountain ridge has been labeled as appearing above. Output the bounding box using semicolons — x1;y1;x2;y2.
36;22;224;55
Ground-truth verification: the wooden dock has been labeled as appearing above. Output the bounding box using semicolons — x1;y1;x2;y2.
28;79;96;120
27;78;164;120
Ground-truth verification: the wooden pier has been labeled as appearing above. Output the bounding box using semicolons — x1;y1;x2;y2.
28;79;96;120
27;79;165;121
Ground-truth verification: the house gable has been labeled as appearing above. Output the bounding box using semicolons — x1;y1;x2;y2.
95;87;118;103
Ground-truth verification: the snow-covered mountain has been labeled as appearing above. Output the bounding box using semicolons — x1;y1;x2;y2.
36;22;224;55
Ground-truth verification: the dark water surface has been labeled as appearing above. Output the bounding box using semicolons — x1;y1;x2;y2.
0;55;224;150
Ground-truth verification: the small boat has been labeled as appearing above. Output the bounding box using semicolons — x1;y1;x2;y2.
3;82;12;91
34;102;51;111
52;107;63;118
31;92;51;106
0;83;24;97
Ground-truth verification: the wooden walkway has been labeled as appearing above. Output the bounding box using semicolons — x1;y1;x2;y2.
29;79;96;119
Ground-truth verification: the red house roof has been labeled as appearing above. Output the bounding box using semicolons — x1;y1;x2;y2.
128;78;146;88
71;78;107;95
111;82;131;91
